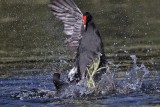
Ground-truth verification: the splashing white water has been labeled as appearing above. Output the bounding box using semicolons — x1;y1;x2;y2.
11;55;151;99
117;55;150;94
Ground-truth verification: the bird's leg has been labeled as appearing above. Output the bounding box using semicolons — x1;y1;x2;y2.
87;53;108;90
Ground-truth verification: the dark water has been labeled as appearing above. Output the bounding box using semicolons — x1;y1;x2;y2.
0;0;160;106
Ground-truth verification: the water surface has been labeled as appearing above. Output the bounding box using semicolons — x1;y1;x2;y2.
0;0;160;106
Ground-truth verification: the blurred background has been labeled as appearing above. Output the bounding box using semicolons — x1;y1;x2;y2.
0;0;160;76
0;0;160;106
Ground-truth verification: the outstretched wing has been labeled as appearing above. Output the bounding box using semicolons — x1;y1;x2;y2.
49;0;83;47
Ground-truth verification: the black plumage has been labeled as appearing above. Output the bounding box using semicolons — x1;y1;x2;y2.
75;12;106;81
50;0;107;83
53;72;68;90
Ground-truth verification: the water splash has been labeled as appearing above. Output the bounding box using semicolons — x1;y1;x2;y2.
11;55;151;99
59;66;115;98
11;88;56;100
116;55;150;94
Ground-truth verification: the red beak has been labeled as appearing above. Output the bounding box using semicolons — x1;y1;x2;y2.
83;16;87;29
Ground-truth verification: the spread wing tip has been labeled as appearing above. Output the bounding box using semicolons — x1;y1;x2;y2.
49;0;83;48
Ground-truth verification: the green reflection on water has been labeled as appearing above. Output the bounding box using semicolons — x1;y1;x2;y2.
0;0;160;73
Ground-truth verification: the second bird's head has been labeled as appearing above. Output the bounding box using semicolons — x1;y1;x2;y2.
83;12;93;30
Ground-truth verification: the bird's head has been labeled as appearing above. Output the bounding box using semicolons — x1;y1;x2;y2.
53;72;62;90
53;72;62;80
83;12;93;29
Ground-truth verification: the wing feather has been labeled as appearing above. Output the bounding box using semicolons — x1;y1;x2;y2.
49;0;83;47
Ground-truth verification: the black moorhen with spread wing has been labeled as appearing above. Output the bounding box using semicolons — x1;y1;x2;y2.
50;0;107;84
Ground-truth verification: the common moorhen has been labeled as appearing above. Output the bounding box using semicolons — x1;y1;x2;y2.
50;0;107;83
